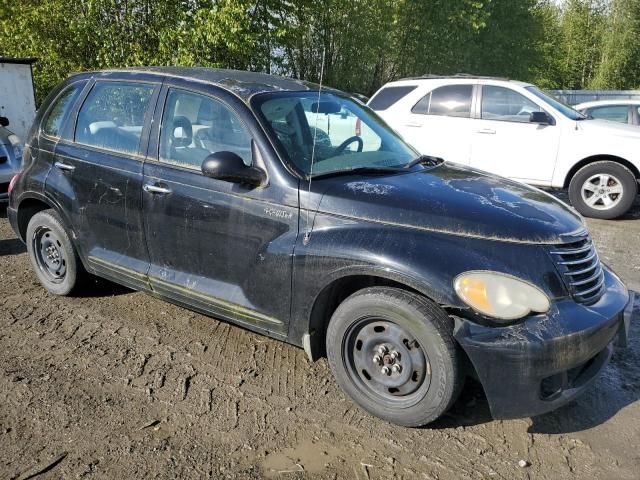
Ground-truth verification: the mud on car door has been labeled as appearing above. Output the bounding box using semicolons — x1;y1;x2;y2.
142;83;297;337
46;79;161;288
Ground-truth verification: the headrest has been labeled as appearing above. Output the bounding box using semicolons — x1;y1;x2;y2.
89;121;117;135
171;116;192;148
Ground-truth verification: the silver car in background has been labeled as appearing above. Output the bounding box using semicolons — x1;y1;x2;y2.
0;116;23;203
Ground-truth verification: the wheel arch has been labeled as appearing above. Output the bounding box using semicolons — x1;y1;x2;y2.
564;154;640;188
15;193;75;242
305;271;450;361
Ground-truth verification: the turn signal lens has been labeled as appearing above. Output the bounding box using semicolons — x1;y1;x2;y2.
454;271;550;321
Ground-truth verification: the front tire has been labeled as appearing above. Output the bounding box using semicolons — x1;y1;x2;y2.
569;161;638;219
326;287;463;427
26;209;83;296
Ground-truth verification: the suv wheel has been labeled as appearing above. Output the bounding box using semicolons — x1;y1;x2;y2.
26;209;83;296
569;161;638;219
326;287;463;427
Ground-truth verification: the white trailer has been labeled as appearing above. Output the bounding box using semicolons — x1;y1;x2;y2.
0;57;37;140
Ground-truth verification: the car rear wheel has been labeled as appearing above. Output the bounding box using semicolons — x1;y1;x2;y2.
326;287;463;427
26;209;83;296
569;161;638;219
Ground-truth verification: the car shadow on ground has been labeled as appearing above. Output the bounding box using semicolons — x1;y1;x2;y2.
431;295;640;433
0;237;26;256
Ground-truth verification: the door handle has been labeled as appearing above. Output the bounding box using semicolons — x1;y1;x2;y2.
143;184;172;195
476;128;496;135
405;122;423;128
54;161;75;171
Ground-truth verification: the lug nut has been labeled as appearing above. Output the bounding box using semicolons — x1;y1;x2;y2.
392;364;402;374
381;366;391;375
372;354;382;365
377;345;388;355
390;351;400;361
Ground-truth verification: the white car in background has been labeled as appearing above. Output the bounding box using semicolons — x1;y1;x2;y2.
574;99;640;126
368;75;640;219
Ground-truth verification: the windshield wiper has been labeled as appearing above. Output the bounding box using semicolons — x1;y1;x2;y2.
404;154;444;169
308;166;404;180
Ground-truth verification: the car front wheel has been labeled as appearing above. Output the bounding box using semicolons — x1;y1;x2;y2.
326;287;463;427
569;161;638;219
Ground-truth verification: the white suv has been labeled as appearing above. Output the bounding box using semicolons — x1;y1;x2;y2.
368;75;640;219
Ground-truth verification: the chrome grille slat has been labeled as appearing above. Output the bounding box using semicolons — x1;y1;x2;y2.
558;250;597;265
548;235;605;304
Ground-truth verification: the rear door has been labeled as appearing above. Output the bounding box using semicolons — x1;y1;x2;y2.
393;84;476;164
141;82;297;336
469;85;561;184
46;78;160;288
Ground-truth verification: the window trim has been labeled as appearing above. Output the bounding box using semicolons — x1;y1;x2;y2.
72;79;160;158
40;80;88;141
150;85;255;174
411;84;474;118
478;84;553;125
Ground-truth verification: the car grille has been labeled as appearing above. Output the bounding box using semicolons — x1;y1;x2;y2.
548;234;605;304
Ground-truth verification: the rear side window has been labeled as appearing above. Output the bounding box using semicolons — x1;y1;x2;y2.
412;85;473;118
75;82;155;155
588;105;629;123
368;86;417;111
43;83;85;138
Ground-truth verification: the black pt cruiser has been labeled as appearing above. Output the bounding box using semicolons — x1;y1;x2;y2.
8;68;634;426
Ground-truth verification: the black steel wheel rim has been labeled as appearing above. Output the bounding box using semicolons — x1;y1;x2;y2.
32;226;67;283
343;317;431;407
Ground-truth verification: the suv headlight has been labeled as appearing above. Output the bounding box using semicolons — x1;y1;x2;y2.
454;271;550;321
8;134;23;161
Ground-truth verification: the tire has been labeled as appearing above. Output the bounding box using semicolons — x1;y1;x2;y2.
326;287;463;427
569;161;638;219
26;209;83;296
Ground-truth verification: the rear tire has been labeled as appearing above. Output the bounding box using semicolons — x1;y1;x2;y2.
326;287;463;427
26;209;83;296
569;161;637;219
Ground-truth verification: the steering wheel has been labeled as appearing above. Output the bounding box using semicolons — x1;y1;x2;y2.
334;136;363;155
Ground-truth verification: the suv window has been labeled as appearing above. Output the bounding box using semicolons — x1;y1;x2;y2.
412;85;473;117
482;86;542;123
75;82;155;155
159;89;252;169
43;83;85;138
588;105;629;123
368;86;417;111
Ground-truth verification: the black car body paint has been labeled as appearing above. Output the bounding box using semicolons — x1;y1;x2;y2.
8;68;632;420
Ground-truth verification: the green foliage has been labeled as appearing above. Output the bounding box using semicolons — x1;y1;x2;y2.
1;0;639;104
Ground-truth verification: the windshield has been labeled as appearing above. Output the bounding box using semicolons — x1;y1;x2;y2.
526;87;587;121
253;92;417;177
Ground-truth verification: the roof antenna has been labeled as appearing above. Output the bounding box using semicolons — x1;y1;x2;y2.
303;47;326;246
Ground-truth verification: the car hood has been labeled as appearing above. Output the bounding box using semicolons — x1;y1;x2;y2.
577;118;640;139
314;162;585;244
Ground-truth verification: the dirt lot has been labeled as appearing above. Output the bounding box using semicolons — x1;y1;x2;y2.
0;195;639;480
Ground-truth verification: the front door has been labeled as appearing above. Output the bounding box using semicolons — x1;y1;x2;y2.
469;85;561;185
47;79;159;288
142;85;297;336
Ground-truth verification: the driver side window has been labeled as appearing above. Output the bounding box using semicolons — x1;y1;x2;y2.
481;86;542;123
159;89;252;170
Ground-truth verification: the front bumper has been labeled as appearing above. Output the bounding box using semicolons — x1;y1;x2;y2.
454;268;632;420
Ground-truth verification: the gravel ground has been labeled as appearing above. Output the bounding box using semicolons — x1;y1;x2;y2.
0;194;639;480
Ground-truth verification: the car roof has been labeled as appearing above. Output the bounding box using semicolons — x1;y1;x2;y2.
388;74;533;88
574;99;640;109
70;67;334;102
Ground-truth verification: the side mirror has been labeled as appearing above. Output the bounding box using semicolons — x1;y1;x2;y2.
529;111;553;125
201;151;267;187
0;116;9;127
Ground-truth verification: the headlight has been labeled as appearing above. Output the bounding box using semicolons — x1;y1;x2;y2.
8;134;23;161
454;271;550;321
